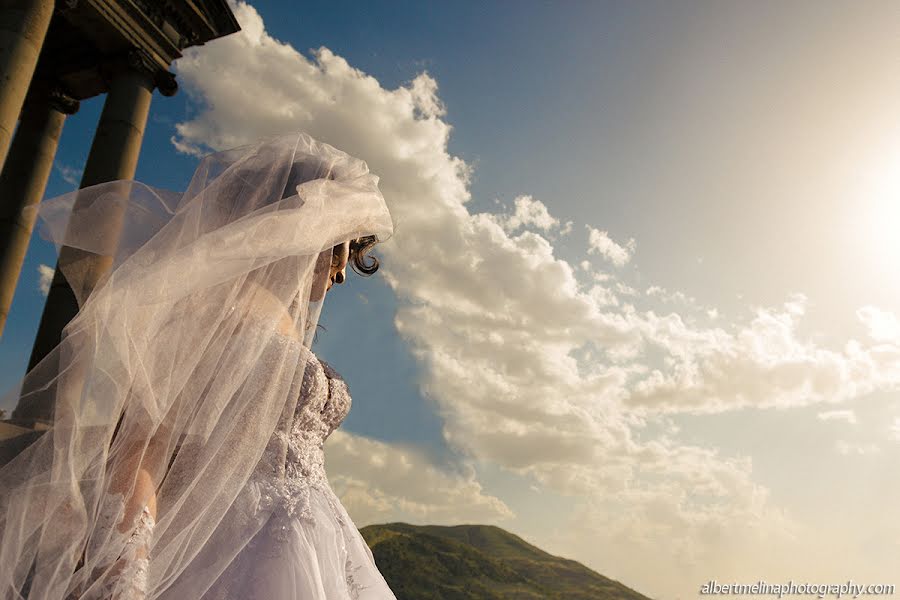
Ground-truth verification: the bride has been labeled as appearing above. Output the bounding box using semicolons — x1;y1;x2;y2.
0;133;398;599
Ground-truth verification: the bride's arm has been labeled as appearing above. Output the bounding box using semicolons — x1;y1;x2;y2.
238;279;303;340
107;281;294;534
107;414;168;533
95;282;299;590
91;422;166;598
111;447;158;538
107;282;295;532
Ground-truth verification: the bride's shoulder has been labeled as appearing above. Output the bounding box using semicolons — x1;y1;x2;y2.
295;344;344;382
317;357;344;382
297;343;317;365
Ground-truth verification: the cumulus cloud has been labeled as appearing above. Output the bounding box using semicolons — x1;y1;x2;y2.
490;195;570;235
646;285;697;307
858;305;900;343
37;264;54;296
627;297;900;414
586;225;635;266
325;431;512;525
551;446;800;589
169;4;900;595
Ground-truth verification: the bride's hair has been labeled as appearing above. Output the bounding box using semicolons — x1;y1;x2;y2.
349;235;380;276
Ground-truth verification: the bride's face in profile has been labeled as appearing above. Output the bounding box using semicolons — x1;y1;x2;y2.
326;241;350;293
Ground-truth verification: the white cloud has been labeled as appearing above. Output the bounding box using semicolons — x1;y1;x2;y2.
586;225;635;266
627;297;900;414
645;285;697;307
550;446;800;590
491;195;562;234
408;73;446;119
169;5;900;595
858;305;900;343
54;163;81;187
37;264;53;296
325;431;512;525
615;282;637;296
817;409;858;425
835;440;880;456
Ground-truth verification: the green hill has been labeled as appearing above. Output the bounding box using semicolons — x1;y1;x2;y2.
359;523;652;600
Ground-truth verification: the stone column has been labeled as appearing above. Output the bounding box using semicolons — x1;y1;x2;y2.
0;0;55;169
15;60;154;425
0;87;79;337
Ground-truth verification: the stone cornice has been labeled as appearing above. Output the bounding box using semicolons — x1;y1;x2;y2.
99;48;178;96
27;1;238;102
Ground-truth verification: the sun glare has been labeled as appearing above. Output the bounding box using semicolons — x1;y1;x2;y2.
859;149;900;277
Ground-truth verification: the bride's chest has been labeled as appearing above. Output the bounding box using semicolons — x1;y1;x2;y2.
290;354;352;436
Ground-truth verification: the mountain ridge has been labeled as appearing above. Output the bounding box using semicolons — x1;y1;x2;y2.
360;522;652;600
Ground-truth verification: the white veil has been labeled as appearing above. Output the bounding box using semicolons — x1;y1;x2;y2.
0;132;393;598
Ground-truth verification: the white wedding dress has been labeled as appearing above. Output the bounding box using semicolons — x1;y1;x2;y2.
196;334;396;600
42;334;396;600
0;132;399;599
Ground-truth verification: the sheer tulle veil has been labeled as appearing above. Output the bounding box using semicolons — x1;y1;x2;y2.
0;133;393;598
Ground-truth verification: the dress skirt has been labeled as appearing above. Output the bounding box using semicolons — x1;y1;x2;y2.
200;482;395;600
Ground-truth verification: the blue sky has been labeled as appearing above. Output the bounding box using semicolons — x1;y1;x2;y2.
2;1;900;597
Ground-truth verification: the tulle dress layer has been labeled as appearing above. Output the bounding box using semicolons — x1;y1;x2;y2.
197;333;396;600
0;133;397;599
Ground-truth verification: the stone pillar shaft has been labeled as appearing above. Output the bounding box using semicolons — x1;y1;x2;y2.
0;0;54;169
0;92;74;337
17;69;153;424
81;70;154;187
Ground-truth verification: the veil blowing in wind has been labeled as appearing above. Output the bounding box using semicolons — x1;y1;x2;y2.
0;132;396;599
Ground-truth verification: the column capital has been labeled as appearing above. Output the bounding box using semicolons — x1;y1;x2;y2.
47;88;80;115
101;48;178;97
22;82;80;116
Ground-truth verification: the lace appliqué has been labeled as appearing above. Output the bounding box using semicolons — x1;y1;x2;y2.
345;554;370;599
108;504;154;599
79;494;155;600
247;345;356;568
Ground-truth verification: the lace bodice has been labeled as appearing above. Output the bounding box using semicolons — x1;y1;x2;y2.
241;334;369;597
248;333;355;535
282;341;352;493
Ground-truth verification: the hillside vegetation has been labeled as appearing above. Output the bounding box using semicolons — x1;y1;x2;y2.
360;522;652;600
